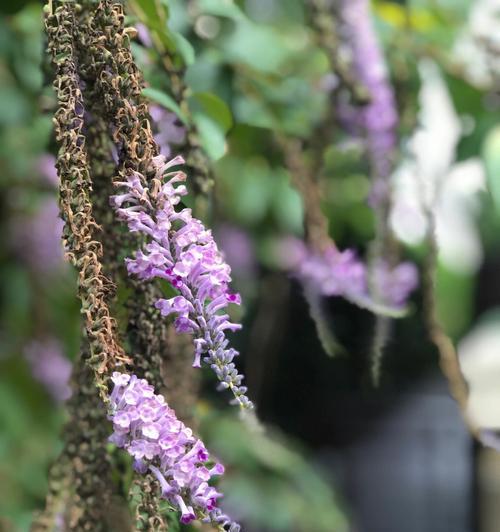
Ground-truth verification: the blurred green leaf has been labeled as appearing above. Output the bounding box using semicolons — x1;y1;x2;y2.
171;31;195;66
201;415;348;532
0;87;29;126
132;0;169;21
272;170;304;232
435;262;475;339
219;22;301;74
189;92;233;160
142;87;189;124
130;0;176;53
197;0;245;20
192;112;227;160
190;91;233;132
482;126;500;217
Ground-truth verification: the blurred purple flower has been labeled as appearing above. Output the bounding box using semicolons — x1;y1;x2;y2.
10;198;65;274
136;22;153;48
371;261;419;308
37;154;59;187
150;105;186;158
281;238;417;309
276;236;309;271
108;372;240;530
291;240;367;299
216;225;256;278
340;0;398;201
24;339;72;402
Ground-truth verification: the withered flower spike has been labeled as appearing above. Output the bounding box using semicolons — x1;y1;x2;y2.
45;1;131;391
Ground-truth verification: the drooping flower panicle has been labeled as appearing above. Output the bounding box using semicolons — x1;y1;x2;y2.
282;238;417;311
108;372;239;531
340;0;398;205
298;246;366;299
111;155;252;409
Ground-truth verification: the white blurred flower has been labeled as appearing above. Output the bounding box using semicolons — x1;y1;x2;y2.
459;313;500;428
452;0;500;88
391;59;486;275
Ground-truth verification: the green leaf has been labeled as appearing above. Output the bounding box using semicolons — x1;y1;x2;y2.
192;112;227;160
130;0;195;69
0;86;29;126
483;125;500;217
142;87;189;124
196;0;245;20
435;262;474;338
133;0;169;23
129;0;175;52
171;31;195;66
233;95;276;130
189;92;233;160
219;21;294;73
272;170;304;232
215;156;272;223
190;92;233;133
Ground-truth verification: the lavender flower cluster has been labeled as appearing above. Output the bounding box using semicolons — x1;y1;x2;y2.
111;155;252;409
108;372;239;530
340;0;398;204
282;239;418;310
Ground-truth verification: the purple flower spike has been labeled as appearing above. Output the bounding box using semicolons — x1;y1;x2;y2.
340;0;398;202
108;373;240;531
111;155;252;409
